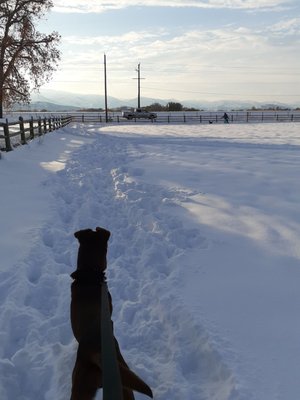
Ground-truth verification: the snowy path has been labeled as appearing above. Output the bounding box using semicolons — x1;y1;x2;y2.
0;124;237;400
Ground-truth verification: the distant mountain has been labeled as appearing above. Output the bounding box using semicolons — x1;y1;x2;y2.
31;89;167;110
28;89;298;111
13;101;80;112
183;99;297;111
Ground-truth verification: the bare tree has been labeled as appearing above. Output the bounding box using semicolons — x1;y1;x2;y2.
0;0;60;117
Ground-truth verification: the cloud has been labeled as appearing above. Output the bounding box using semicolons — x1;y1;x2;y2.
269;18;300;36
46;15;300;101
58;22;300;77
64;31;165;46
53;0;293;13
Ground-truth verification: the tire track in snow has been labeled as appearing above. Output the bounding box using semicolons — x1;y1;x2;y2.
0;127;240;400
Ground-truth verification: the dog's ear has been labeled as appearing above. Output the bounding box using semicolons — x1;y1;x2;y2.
74;229;93;241
74;227;110;243
96;226;111;242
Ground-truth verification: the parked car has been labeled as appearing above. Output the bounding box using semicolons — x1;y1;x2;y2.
122;108;157;120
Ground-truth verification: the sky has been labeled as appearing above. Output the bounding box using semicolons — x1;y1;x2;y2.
38;0;300;104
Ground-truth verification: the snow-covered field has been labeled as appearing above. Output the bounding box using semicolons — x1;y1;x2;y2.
0;122;300;400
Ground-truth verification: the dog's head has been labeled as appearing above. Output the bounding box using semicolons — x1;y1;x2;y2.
74;227;111;271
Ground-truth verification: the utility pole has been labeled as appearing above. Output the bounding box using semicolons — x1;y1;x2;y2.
136;63;141;109
133;63;145;109
104;54;108;123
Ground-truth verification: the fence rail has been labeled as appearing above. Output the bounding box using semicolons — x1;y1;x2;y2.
69;110;300;124
0;115;72;151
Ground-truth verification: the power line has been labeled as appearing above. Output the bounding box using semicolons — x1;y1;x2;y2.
141;85;300;97
57;61;300;74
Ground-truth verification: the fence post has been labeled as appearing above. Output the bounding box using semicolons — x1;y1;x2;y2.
38;117;42;136
3;119;13;151
43;117;47;133
29;117;34;139
48;118;52;132
19;116;26;144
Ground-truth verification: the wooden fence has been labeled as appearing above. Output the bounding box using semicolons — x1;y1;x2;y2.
69;110;300;124
1;110;299;152
0;115;72;152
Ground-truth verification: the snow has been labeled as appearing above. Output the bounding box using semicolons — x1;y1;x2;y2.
0;121;300;400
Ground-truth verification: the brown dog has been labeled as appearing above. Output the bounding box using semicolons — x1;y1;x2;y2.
70;227;153;400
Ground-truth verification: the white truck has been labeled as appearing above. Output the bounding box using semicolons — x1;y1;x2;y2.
122;108;157;120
